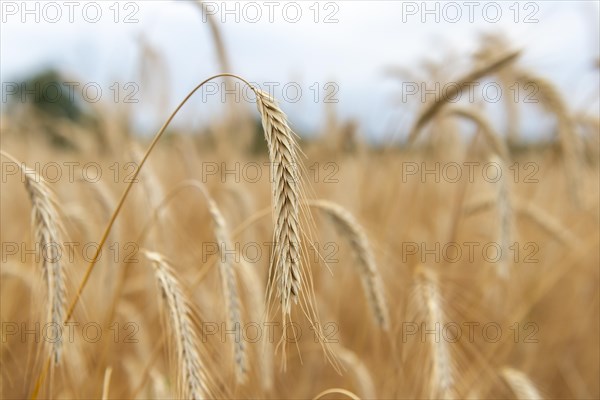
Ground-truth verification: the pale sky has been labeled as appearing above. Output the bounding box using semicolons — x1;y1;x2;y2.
1;1;599;140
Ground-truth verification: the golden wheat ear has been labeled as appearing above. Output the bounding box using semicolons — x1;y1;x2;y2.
254;89;303;317
191;181;247;384
309;199;390;330
1;151;67;366
414;265;454;399
143;250;212;399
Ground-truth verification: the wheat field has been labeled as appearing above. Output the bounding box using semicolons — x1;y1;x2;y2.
1;3;599;400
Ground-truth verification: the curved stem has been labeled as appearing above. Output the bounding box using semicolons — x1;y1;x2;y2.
31;72;257;399
313;388;361;400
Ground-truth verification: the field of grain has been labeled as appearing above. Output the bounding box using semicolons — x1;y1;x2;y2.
1;3;599;400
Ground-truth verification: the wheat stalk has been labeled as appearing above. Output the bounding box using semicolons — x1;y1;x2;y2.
1;151;67;365
501;367;543;400
309;199;390;330
101;366;113;400
255;89;303;318
143;251;210;399
408;50;520;143
415;265;454;398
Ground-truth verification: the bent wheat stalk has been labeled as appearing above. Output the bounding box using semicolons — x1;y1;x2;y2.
309;199;389;330
514;69;583;204
1;150;66;365
442;106;510;161
408;50;520;143
144;251;210;400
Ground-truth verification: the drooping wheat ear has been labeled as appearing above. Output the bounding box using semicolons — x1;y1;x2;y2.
442;106;510;161
515;70;582;203
414;265;454;398
309;199;389;330
2;152;67;365
408;50;520;143
254;89;303;317
500;367;543;400
194;182;247;384
491;155;513;279
143;251;210;400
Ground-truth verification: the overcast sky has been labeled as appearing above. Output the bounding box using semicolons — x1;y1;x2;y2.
2;1;599;140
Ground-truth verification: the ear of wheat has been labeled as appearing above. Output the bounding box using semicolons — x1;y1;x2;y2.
310;199;390;330
254;89;303;318
415;265;454;398
501;367;543;400
195;182;247;384
144;251;210;400
2;152;67;365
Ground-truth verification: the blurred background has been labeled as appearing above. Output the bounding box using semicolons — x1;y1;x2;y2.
2;0;598;141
